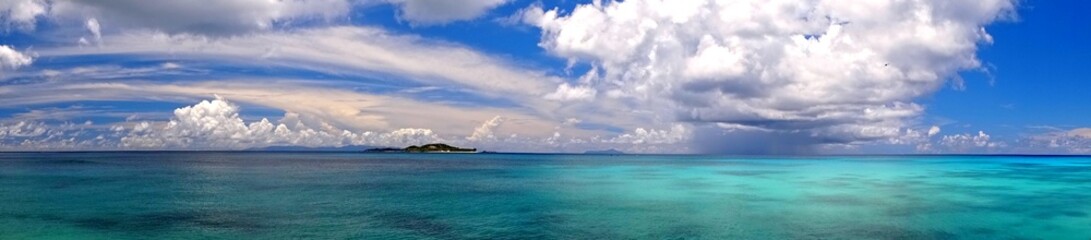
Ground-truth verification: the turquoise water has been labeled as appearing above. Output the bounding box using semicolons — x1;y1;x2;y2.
1;153;1089;239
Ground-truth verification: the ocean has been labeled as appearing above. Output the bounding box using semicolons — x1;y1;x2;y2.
0;152;1089;239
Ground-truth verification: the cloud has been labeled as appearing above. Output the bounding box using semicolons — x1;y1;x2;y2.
0;97;695;152
0;120;46;138
942;131;992;148
23;26;641;139
5;6;663;152
608;124;688;145
0;0;46;30
38;26;557;102
1067;128;1091;139
110;97;689;152
927;125;942;137
1;73;623;152
522;0;1015;153
467;116;504;141
544;83;596;101
7;0;512;35
0;0;1032;154
8;105;120;122
0;119;118;151
0;45;33;72
46;0;352;36
1024;128;1091;154
120;97;443;149
387;0;510;25
936;131;1003;153
5;63;188;83
84;17;100;45
0;80;560;136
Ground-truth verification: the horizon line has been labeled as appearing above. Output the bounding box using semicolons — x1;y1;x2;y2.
1;150;1089;158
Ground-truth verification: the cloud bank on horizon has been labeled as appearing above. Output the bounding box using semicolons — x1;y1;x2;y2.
0;0;1087;154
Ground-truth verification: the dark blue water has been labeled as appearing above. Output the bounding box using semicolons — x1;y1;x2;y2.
1;153;1089;239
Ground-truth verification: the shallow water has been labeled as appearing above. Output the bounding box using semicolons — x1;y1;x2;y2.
1;153;1089;239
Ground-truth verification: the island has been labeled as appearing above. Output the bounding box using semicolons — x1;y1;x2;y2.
364;143;478;153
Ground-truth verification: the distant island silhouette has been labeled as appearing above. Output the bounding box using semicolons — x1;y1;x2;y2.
365;143;477;153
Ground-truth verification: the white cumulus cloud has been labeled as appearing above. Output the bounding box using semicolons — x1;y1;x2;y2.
927;125;942;137
608;124;688;145
0;45;32;73
467;116;504;141
0;0;46;30
938;131;1002;153
0;120;46;138
522;0;1015;152
121;97;443;150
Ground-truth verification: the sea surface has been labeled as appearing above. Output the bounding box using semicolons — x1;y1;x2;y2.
1;153;1089;239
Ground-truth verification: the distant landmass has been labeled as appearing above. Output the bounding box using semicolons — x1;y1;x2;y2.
249;145;379;152
365;143;477;153
584;149;625;155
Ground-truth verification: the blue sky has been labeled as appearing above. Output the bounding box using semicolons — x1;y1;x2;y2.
0;0;1087;154
923;0;1091;151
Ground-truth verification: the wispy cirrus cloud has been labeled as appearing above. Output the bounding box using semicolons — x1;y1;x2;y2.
5;0;514;36
37;27;559;103
385;0;512;26
37;0;353;36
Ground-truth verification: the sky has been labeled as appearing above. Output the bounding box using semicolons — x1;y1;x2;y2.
0;0;1088;154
